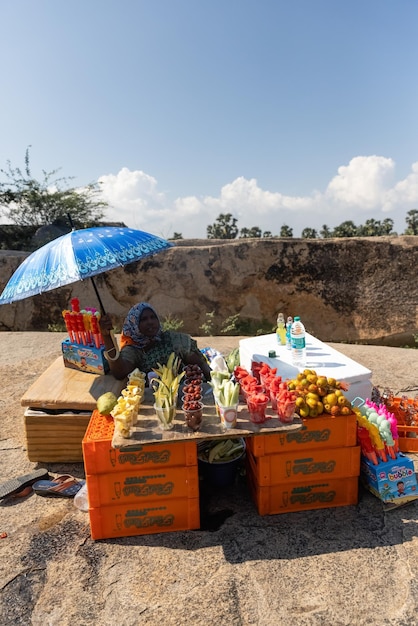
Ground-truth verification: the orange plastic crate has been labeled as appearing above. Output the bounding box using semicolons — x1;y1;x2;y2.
82;411;197;474
88;497;200;540
385;397;418;453
246;445;361;486
247;465;359;516
247;413;357;457
86;465;199;507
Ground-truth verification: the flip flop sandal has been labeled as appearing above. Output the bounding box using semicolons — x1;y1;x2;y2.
32;475;84;498
0;468;49;500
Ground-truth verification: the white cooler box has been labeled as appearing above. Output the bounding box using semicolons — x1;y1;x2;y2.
239;333;372;403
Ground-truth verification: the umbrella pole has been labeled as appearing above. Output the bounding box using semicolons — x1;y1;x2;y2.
90;276;106;315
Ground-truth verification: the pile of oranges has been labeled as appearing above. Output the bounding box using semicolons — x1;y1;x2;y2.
287;369;352;418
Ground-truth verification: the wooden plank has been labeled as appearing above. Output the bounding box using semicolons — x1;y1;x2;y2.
27;451;84;462
112;388;303;449
21;357;125;410
25;419;91;428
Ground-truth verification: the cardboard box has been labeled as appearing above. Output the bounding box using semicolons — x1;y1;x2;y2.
24;408;91;462
247;458;359;515
86;465;199;507
62;339;109;375
82;411;197;475
247;445;360;486
360;453;418;505
247;413;357;457
88;497;200;540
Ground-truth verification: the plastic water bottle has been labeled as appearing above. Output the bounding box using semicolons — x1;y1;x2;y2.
276;312;286;345
285;316;293;350
290;316;306;369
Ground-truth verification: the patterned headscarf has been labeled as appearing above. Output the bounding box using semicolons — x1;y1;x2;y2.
121;302;163;349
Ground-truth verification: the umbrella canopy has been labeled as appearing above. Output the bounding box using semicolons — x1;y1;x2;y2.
0;226;174;311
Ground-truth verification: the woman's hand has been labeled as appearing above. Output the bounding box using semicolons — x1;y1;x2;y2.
99;313;114;337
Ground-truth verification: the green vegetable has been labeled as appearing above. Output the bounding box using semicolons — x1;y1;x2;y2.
199;438;244;463
226;348;240;373
217;379;240;407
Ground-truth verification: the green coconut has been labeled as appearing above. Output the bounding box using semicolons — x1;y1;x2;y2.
96;391;118;416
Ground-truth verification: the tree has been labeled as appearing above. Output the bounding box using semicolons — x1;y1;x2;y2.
0;147;107;227
280;224;293;237
301;227;317;239
239;226;262;238
405;209;418;235
332;220;358;237
320;224;333;238
381;218;395;235
207;213;238;239
169;232;183;240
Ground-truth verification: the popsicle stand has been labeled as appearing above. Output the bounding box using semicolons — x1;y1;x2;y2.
239;333;373;404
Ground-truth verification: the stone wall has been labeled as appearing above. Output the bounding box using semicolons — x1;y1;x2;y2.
0;236;417;345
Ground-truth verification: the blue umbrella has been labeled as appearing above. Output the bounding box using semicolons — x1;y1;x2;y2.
0;226;174;312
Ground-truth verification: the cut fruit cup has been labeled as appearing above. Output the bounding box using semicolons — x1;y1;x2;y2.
247;396;270;424
277;401;296;423
182;402;203;431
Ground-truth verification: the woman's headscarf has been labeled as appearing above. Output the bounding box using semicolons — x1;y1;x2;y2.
120;302;163;349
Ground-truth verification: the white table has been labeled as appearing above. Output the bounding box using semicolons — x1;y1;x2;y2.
239;333;372;403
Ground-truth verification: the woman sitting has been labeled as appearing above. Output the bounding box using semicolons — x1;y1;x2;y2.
99;302;211;381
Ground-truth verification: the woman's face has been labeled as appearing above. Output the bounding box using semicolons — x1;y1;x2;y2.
138;308;160;337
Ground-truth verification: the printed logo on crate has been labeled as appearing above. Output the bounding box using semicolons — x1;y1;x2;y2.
122;475;174;497
286;483;337;507
110;448;171;467
284;427;332;446
120;506;175;530
361;453;418;505
292;457;336;476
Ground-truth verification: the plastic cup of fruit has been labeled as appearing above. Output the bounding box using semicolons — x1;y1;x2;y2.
277;401;296;424
154;404;176;430
218;403;239;430
247;397;269;424
182;392;203;406
182;401;203;431
270;389;278;411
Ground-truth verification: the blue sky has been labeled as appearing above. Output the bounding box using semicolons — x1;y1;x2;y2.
1;0;417;238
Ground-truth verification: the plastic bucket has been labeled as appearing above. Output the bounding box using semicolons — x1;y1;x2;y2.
197;438;246;488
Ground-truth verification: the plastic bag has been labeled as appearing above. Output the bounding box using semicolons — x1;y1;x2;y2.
210;355;229;373
73;482;89;512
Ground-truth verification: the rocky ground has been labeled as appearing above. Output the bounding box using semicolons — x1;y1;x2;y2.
1;332;418;625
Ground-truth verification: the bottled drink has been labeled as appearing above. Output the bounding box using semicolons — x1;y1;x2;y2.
276;312;286;345
285;316;293;350
290;316;306;368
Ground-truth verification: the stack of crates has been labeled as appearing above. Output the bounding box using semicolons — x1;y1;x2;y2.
82;411;200;540
246;413;361;515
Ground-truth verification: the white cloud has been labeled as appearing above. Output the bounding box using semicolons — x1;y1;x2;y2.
325;156;395;208
92;157;418;237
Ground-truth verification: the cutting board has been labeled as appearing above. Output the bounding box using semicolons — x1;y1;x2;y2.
21;357;125;411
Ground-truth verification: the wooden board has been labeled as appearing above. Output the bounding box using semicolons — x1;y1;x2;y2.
112;388;303;449
21;357;125;411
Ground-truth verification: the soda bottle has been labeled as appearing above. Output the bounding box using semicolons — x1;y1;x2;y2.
285;316;293;350
290;316;306;368
276;312;286;345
